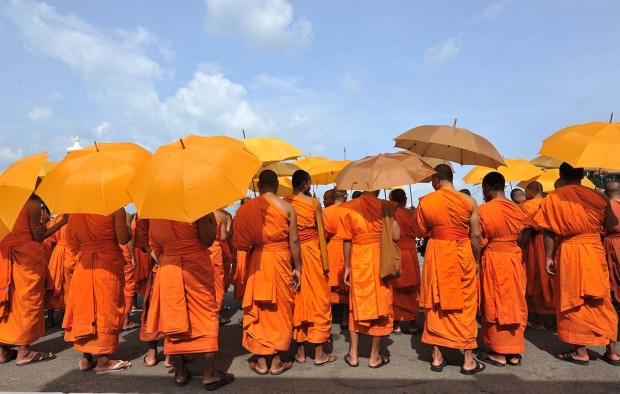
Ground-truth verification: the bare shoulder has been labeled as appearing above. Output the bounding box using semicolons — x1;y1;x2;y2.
265;193;293;216
213;209;227;221
464;194;478;209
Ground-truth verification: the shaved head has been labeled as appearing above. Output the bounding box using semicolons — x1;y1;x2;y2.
258;169;278;193
510;188;526;204
292;169;311;189
389;189;407;206
323;189;335;207
333;189;348;201
459;188;471;196
433;164;453;183
559;162;584;182
554;178;566;189
482;172;505;191
605;181;620;200
525;181;544;200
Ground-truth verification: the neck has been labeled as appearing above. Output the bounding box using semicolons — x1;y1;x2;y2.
334;199;345;205
488;191;508;201
564;179;581;186
534;193;543;199
259;189;276;196
437;180;455;190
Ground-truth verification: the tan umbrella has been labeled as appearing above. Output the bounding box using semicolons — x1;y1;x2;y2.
531;154;617;173
335;151;436;191
394;119;506;168
260;162;301;177
463;158;543;184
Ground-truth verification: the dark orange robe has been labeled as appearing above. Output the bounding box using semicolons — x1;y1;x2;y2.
132;218;152;296
534;185;618;345
338;195;394;336
209;217;225;310
522;197;555;314
479;199;527;354
120;243;135;315
231;250;247;301
63;214;125;354
146;219;218;354
284;194;331;344
221;212;234;291
604;199;620;306
0;206;46;346
233;195;294;355
414;188;478;349
391;207;421;321
323;204;349;304
139;264;163;342
44;216;63;310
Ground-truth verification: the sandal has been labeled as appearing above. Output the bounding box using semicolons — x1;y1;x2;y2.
0;348;17;364
556;351;589;366
476;351;506;367
95;360;131;374
143;355;159;367
506;354;522;366
430;359;447;372
344;354;359;368
79;357;96;372
204;370;235;391
601;352;620;367
248;361;269;376
15;352;56;366
460;360;486;375
402;323;423;335
369;356;390;369
314;354;337;366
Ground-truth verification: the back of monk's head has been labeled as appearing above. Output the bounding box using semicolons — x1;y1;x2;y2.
605;181;620;199
333;189;347;200
323;189;335;200
389;189;407;205
351;191;362;199
559;162;584;181
459;188;471;196
482;171;505;191
292;170;311;189
258;169;278;191
526;181;543;195
433;164;453;183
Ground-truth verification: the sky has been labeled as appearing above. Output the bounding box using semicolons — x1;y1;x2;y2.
1;0;618;203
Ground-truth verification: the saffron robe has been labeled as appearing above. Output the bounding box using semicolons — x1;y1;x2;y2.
604;199;620;306
391;207;421;321
323;204;349;304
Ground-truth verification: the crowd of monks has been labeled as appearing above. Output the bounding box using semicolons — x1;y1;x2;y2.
1;163;619;390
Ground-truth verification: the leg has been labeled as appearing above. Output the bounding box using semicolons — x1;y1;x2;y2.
462;349;477;369
143;341;158;366
347;330;360;365
45;310;56;328
314;342;337;365
173;355;190;386
94;354;131;373
203;351;234;389
606;342;620;361
79;352;96;371
341;304;349;327
431;345;444;367
368;335;389;368
295;341;306;363
122;314;139;330
393;321;401;333
0;345;16;363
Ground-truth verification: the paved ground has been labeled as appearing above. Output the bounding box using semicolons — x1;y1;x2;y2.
1;292;619;393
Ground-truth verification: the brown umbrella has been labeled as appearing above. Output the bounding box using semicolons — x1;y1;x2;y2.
335;151;436;191
394;119;506;168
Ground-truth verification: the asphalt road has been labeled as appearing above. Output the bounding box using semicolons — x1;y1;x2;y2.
2;292;620;393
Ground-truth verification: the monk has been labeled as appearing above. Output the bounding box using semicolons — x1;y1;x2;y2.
132;215;153;297
323;189;349;327
388;189;421;335
63;208;132;373
520;181;555;331
284;170;334;366
414;164;484;375
219;209;235;296
476;172;527;367
209;209;230;325
534;163;619;366
510;188;526;204
604;181;620;307
120;213;139;331
146;212;234;388
233;170;302;375
323;189;335;208
459;189;471;196
0;195;67;365
231;198;250;302
340;190;399;368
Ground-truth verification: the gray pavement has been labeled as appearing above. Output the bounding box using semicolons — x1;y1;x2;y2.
1;292;619;393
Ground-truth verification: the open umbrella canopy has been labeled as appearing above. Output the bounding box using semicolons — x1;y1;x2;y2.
0;152;47;241
38;142;151;215
530;155;563;170
394;120;506;168
242;137;304;165
295;157;351;185
249;175;293;197
463;158;543;184
260;162;301;177
40;160;57;177
517;169;596;192
335;151;436;191
129;135;262;222
538;121;620;171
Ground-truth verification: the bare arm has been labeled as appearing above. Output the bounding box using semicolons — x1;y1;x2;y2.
113;208;131;245
543;230;556;275
392;219;401;242
27;200;68;242
519;228;532;251
219;213;229;242
468;200;482;263
197;213;217;247
604;202;619;234
343;240;352;286
288;208;302;271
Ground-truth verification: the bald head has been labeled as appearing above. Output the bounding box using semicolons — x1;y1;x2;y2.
510;188;526;204
605;181;620;201
459;188;471;196
389;189;407;207
333;189;348;203
323;189;335;207
554;178;566;189
559;162;584;183
432;164;453;183
525;181;543;199
258;169;278;193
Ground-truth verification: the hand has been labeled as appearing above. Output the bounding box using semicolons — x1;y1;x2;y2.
344;266;350;286
60;214;69;224
292;268;301;290
545;258;555;276
34;224;46;235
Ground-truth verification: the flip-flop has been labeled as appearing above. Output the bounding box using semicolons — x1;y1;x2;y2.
122;323;140;331
143;355;159;367
369;356;390;369
248;362;269;376
204;370;235;391
0;348;17;364
430;359;447;372
314;355;337;366
601;352;620;367
269;361;293;376
15;352;56;366
95;360;131;374
344;354;359;368
476;351;506;367
174;368;191;387
460;360;486;375
556;351;589;366
506;354;522;366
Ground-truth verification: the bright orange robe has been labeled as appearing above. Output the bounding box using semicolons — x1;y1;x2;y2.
391;207;421;321
284;194;331;344
323;204;349;304
209;217;225;310
63;214;125;354
146;219;218;354
522;197;555;314
231;250;247;301
414;188;478;349
338;195;394;336
604;199;620;306
44;216;63;310
44;218;78;311
139;264;163;342
0;206;46;346
132;218;152;296
534;185;618;345
479;199;528;354
120;243;135;315
233;196;294;355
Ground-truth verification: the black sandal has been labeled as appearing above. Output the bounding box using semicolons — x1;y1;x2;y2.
506;354;522;366
174;367;191;387
556;351;589;366
204;370;235;391
368;356;390;369
344;354;359;367
460;360;486;375
476;351;506;367
430;359;447;372
601;352;620;367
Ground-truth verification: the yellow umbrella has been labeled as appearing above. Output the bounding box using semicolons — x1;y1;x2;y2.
242;137;304;165
38;142;151;215
0;152;48;241
128;136;262;222
335;151;436;191
249;175;293;197
394;119;506;168
517;169;596;192
295;157;351;185
294;156;331;171
39;160;57;177
463;158;543;184
538;121;620;170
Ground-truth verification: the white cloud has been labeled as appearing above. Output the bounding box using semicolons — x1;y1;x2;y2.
27;106;52;121
425;33;463;66
342;71;363;93
467;0;511;24
93;121;111;139
204;0;312;53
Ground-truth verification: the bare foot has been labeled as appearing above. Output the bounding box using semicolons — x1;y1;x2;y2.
122;321;139;330
314;354;337;366
270;360;293;375
79;356;96;371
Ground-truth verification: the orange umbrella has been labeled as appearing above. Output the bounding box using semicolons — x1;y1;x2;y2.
335;151;436;191
463;158;543;184
295;157;351;185
242;137;304;165
249;175;293;197
0;152;48;241
38;142;151;215
394;119;506;168
517;169;597;192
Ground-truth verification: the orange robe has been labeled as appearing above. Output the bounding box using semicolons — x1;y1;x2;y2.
132;218;152;296
284;194;332;344
233;196;294;355
63;214;125;355
231;250;248;301
323;204;349;304
414;188;478;349
0;207;46;346
479;199;528;354
338;195;394;336
522;197;555;314
209;217;225;310
146;219;218;354
139;264;163;342
120;243;135;315
534;185;618;345
44;218;78;311
391;207;421;321
44;216;62;310
604;199;620;306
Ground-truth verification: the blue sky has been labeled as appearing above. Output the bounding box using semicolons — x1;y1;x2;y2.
1;0;618;202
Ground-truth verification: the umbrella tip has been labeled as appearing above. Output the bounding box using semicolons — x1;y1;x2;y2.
179;138;186;149
94;141;99;152
453;118;457;127
610;112;614;123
